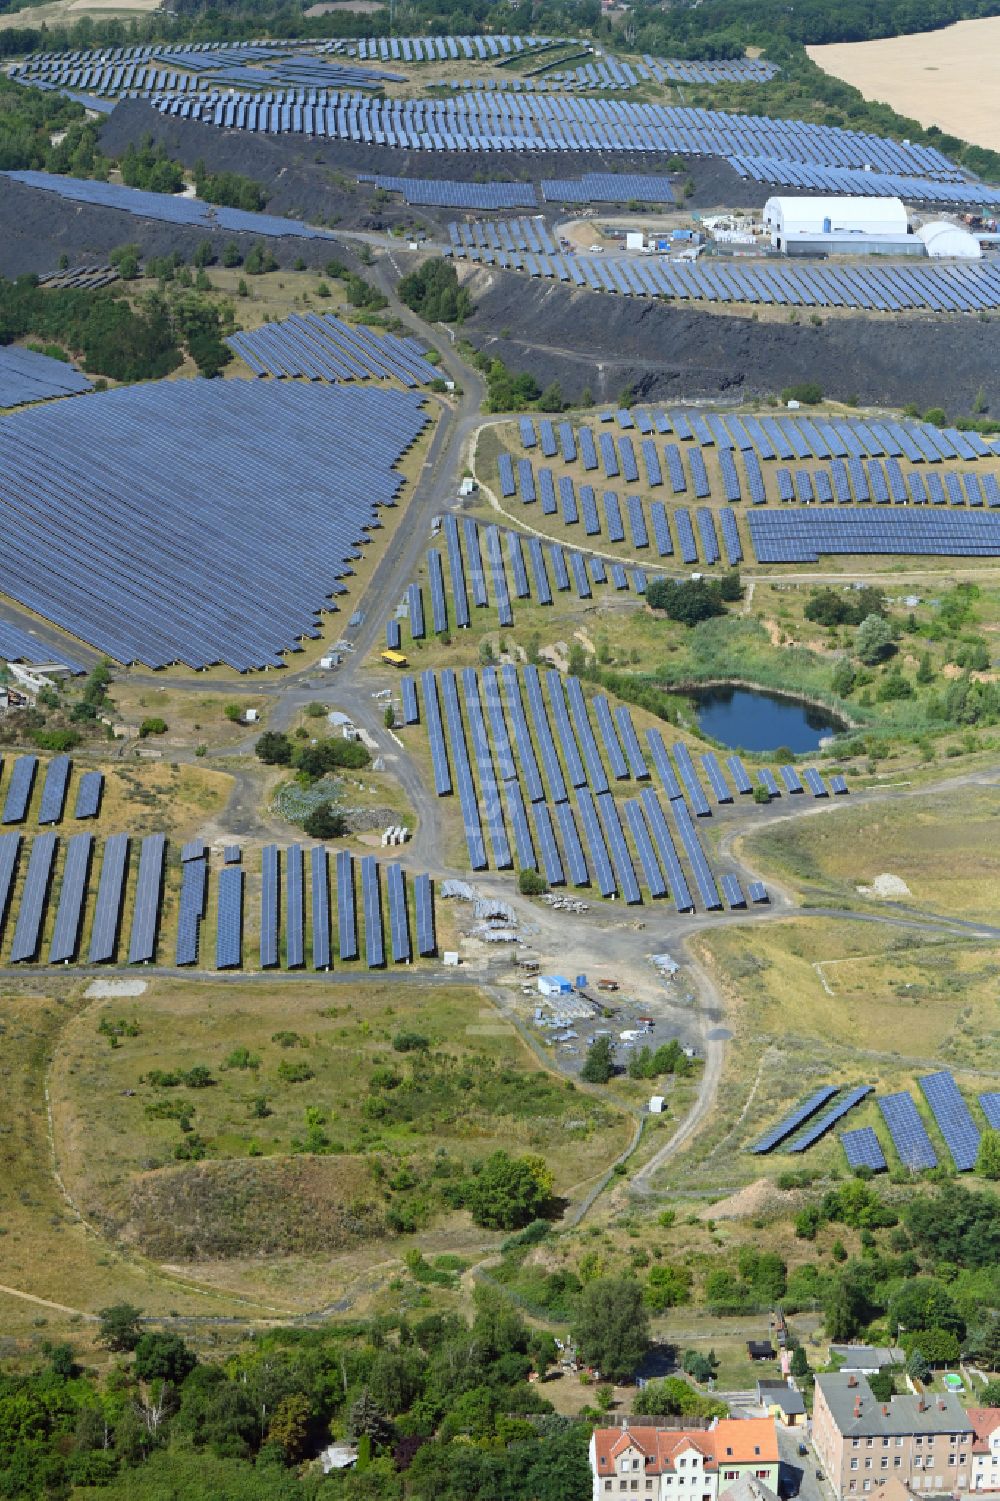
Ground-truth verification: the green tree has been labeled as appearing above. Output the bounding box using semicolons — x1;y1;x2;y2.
868;1370;896;1401
907;1348;931;1383
518;867;547;896
266;1392;312;1463
255;731;292;765
349;1389;392;1451
790;1345;811;1379
97;1302;143;1352
133;1332;197;1385
916;651;935;685
462;1151;552;1230
646;577;726;625
977;1128;1000;1180
581;1035;615;1084
855;613;895;665
303;802;348;839
780;381;823;405
572;1277;650;1383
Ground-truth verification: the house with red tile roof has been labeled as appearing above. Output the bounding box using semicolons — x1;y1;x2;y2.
968;1409;1000;1491
589;1418;780;1501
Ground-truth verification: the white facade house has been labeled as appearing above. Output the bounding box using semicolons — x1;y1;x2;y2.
916;220;982;259
762;195;908;249
969;1410;1000;1490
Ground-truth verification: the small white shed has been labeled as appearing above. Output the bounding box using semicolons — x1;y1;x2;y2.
649;1095;666;1114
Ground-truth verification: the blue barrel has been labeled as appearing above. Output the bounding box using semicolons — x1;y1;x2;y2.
576;974;587;988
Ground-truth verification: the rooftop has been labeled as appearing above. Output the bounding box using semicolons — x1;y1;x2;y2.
816;1373;973;1438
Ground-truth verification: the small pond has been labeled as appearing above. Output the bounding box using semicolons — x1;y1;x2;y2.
684;685;846;754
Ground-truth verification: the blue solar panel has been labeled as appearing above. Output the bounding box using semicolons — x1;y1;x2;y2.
878;1091;938;1170
918;1070;980;1170
401;675;419;725
842;1126;887;1172
336;849;358;961
0;831;21;943
554;800;588;887
414;871;436;956
73;769;103;819
701;752;732;804
310;846;331;970
128;833;165;963
38;755;71;825
216;865;243;969
615;706;649;780
748;879;769;903
721;872;745;908
726;755;753;795
175;851;206;967
672;742;711;817
670;797;721;909
788;1086;873;1152
979;1092;1000;1129
802;767;828;797
260;844;279;968
638;787;693;912
361;854;384;968
10;831;58;961
2;757;38;824
88;833;128;962
285;844;305;968
751;1086;838;1153
386;861;411;963
48;832;93;963
622;798;667;897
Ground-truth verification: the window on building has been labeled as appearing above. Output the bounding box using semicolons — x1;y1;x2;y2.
606;1483;613;1492
949;1458;956;1468
864;1482;872;1492
897;1439;904;1448
849;1483;857;1493
631;1482;638;1491
754;1449;761;1458
883;1439;890;1448
894;1459;901;1469
646;1482;652;1491
851;1460;859;1471
853;1441;861;1450
881;1460;888;1470
867;1440;875;1449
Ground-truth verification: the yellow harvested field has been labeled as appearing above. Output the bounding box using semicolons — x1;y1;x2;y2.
808;20;1000;154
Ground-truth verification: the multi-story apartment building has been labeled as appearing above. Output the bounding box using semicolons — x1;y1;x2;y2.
813;1374;974;1500
968;1410;1000;1491
589;1418;780;1501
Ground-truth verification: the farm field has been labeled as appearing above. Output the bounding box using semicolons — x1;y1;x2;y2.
808;19;1000;154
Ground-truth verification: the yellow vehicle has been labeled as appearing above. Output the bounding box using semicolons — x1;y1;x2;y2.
380;649;408;668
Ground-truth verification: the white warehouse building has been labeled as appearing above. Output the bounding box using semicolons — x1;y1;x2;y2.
763;195;913;255
916;219;982;258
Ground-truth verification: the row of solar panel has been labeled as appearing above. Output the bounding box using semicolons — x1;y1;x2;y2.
225;311;433;387
0;344;92;411
447;242;1000;312
0;380;428;672
756;1068;989;1172
747;509;1000;562
412;666;793;907
0;757;104;824
518;409;994;465
0;833;436;967
141;89;959;185
2;170;336;239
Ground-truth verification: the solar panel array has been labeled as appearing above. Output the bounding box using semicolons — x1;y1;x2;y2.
787;1085;872;1153
878;1092;938;1170
413;666;771;910
227;312;433;387
539;173;674;203
751;1086;838;1154
841;1126;887;1172
0;380;428;670
918;1070;981;1171
0;619;84;672
0;833;438;969
2;170;335;238
0;345;92;409
364;173;537;208
748;509;1000;563
446;241;1000;314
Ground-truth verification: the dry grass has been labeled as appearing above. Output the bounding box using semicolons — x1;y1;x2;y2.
808;20;1000;154
48;978;631;1308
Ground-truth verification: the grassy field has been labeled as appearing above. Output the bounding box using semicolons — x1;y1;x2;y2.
651;914;1000;1198
807;19;1000;155
48;979;631;1308
741;779;1000;922
0;756;230;841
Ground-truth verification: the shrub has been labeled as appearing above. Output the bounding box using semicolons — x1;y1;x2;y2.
138;717;167;738
518;868;547;896
277;1060;314;1084
780;381;823;405
303;802;348;839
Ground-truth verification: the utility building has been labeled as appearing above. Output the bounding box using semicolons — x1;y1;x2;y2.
763;195;914;255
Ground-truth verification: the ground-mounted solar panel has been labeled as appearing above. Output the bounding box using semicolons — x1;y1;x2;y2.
401;675;419;725
2;756;38;824
10;831;58;962
830;774;850;795
414;871;435;955
385;861;411;963
758;767;781;799
788;1085;873;1152
720;872;745;909
672;742;711;817
751;1085;839;1154
779;764;804;794
360;854;384;968
979;1092;1000;1130
260;843;280;968
38;755;71;825
128;832;165;963
336;848;358;961
216;865;243;969
841;1126;887;1172
801;766;828;797
918;1070;980;1170
88;833;128;962
593;695;629;780
0;831;21;943
310;845;331;970
595;791;642;904
670;796;721;909
224;845;241;864
73;770;104;819
725;755;753;795
48;832;93;963
701;752;732;804
878;1091;938;1170
421;668;452;796
622;798;667;898
286;843;305;968
748;879;769;903
175;851;206;966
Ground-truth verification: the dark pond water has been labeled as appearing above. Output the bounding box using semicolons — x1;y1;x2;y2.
686;685;845;754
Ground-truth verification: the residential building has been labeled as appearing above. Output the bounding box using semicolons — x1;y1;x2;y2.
968;1409;1000;1491
589;1418;779;1501
756;1379;807;1426
830;1347;906;1375
813;1373;974;1500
